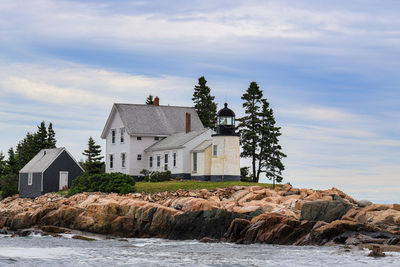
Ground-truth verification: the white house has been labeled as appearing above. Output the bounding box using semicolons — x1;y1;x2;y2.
101;97;240;181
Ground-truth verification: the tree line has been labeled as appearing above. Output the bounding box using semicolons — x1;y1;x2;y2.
0;121;105;198
145;76;287;186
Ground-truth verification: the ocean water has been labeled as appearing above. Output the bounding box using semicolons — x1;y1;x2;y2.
0;234;399;266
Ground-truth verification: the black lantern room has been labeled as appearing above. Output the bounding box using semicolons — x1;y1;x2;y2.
215;103;236;136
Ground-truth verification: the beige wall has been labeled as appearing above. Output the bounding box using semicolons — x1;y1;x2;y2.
191;145;212;177
211;136;240;176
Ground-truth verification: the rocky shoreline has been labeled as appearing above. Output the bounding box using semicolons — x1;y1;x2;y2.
0;184;399;253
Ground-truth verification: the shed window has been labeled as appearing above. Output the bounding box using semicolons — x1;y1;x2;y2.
110;154;114;169
121;153;126;168
193;152;197;173
28;173;33;185
137;137;142;141
173;152;176;167
137;154;142;161
111;129;116;144
213;145;218;156
149;156;153;168
120;128;125;143
157;156;161;167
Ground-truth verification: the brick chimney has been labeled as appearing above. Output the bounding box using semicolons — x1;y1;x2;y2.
186;112;191;133
154;96;159;106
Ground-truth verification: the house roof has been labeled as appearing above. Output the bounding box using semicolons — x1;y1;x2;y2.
101;104;205;138
145;129;210;152
20;148;66;173
191;140;212;152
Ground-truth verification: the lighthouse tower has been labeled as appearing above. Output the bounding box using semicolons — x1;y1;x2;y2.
210;103;240;181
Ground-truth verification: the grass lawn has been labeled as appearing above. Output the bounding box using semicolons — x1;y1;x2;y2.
135;180;275;193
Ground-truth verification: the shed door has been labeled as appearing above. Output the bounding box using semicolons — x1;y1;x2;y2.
59;171;69;190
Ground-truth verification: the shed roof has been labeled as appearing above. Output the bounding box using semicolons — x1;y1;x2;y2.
101;104;205;138
145;129;210;152
20;148;66;173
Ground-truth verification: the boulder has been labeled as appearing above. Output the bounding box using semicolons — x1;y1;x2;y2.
300;195;353;223
357;200;373;207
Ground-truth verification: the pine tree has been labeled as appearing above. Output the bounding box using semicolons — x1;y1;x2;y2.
192;76;217;129
0;148;19;197
237;81;264;182
146;95;154;105
237;82;286;184
259;99;286;188
82;137;104;174
35;121;48;151
0;152;5;177
47;123;57;148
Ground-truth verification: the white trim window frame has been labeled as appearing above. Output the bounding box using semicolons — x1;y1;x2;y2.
193;152;197;173
109;154;114;169
173;152;177;168
28;172;33;185
120;127;125;143
149;156;153;168
213;145;218;156
157;155;161;168
111;129;116;144
121;153;126;168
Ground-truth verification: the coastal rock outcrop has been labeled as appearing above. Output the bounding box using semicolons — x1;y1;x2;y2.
0;185;399;249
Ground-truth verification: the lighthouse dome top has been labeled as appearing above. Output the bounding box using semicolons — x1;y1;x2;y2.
217;103;235;117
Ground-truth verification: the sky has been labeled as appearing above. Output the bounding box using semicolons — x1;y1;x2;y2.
0;0;399;203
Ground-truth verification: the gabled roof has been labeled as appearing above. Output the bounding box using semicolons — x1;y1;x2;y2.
145;129;211;152
101;104;205;138
19;148;83;173
20;148;65;173
191;140;212;152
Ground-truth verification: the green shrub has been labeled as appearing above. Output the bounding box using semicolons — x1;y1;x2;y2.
140;169;173;182
68;172;135;196
0;173;18;198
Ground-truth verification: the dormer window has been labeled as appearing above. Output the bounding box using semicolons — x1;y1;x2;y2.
111;129;116;144
120;128;125;143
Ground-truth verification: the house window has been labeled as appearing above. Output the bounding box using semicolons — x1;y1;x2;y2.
110;154;114;169
193;152;197;172
173;152;176;167
164;154;168;164
120;128;125;143
164;164;168;171
154;137;159;141
213;145;218;156
121;153;126;168
28;173;33;185
157;156;161;167
137;154;142;161
149;156;153;168
137;137;142;141
111;129;116;144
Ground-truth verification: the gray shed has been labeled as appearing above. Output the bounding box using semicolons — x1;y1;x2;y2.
19;147;84;198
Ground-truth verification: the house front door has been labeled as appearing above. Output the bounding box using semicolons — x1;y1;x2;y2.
59;171;69;190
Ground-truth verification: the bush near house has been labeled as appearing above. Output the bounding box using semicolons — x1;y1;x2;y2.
68;172;135;196
140;169;173;182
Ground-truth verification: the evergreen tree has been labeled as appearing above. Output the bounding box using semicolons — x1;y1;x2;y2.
237;82;286;184
258;99;286;188
237;81;264;182
82;137;104;174
0;148;19;197
47;123;57;148
35;121;48;151
192;76;217;129
0;152;5;176
146;95;154;105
